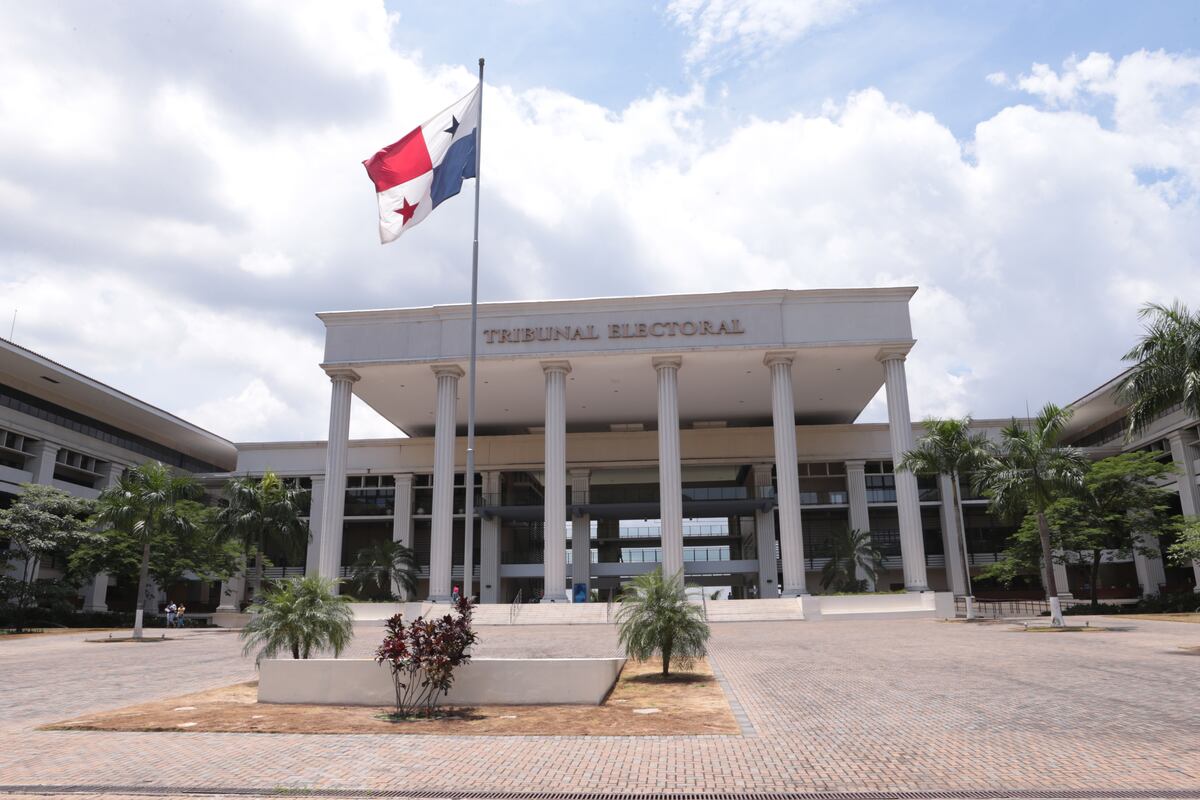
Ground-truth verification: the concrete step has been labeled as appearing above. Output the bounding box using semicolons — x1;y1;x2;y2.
703;598;805;622
475;602;612;625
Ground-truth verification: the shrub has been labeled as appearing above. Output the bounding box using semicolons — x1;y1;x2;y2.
615;568;710;677
375;596;477;718
240;576;354;662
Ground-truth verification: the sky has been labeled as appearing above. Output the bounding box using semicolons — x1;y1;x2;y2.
1;0;1198;443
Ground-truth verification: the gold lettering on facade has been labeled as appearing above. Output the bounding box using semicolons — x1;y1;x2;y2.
483;319;743;344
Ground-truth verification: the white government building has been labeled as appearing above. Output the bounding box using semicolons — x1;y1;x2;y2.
3;287;1199;615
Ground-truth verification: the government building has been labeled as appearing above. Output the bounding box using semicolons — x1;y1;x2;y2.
3;287;1198;613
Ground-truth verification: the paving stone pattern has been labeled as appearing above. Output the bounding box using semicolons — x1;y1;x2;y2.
0;617;1198;795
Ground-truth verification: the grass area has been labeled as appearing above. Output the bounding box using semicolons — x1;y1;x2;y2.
1120;613;1200;624
42;656;739;737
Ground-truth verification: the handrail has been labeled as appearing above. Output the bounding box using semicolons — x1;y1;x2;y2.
509;588;523;624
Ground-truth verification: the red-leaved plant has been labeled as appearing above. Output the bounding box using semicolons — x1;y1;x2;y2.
374;596;477;717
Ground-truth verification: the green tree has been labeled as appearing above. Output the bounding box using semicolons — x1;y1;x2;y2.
1117;301;1200;437
615;568;710;677
898;416;993;603
216;472;309;601
70;499;238;608
348;539;419;600
0;484;98;631
819;526;883;593
93;462;203;639
1168;518;1200;565
240;575;354;662
982;453;1178;609
976;403;1088;626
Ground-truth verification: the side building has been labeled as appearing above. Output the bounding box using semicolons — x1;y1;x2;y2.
0;338;237;612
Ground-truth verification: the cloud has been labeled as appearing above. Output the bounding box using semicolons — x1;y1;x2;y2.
666;0;861;73
0;3;1198;445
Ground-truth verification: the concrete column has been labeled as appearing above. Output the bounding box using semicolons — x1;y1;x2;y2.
480;471;501;604
1051;556;1072;599
82;573;108;612
317;370;358;591
305;477;325;577
765;352;807;596
845;459;874;590
1133;535;1168;597
84;462;125;612
540;361;570;601
654;356;685;583
938;474;967;596
27;440;59;485
429;364;463;601
217;569;246;612
752;463;778;597
392;473;414;599
570;468;591;599
878;349;929;591
1167;430;1200;588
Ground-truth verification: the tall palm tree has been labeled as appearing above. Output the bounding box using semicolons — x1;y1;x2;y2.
615;568;709;677
240;575;353;662
1117;301;1200;437
349;539;419;600
975;404;1088;626
95;462;203;639
819;526;883;593
897;417;993;611
216;472;309;602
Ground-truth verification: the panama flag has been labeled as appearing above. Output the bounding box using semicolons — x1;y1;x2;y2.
363;85;481;243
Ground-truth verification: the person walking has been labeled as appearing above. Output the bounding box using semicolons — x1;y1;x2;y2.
175;604;186;628
165;602;177;628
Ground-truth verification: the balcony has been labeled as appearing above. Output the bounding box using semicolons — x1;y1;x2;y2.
479;484;777;522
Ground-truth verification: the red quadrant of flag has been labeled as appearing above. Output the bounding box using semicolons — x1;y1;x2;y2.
363;126;432;193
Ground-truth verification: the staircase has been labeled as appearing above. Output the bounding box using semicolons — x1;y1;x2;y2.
702;598;806;622
472;602;612;625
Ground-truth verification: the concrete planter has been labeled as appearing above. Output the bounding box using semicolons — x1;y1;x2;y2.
258;656;625;706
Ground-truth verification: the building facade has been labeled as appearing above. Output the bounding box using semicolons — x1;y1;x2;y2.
0;338;237;611
5;287;1198;612
227;287;1200;606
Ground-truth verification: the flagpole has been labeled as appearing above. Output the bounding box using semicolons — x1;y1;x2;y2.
462;57;484;602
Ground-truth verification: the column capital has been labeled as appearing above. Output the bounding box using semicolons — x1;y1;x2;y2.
875;345;912;363
325;368;361;383
392;472;414;486
431;363;465;379
1167;428;1195;446
763;350;796;368
569;467;591;479
843;459;866;472
540;359;572;375
652;355;683;370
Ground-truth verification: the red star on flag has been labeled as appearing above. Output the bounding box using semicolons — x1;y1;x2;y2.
394;197;418;224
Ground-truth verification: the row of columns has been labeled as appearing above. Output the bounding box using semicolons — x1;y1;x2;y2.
304;348;925;600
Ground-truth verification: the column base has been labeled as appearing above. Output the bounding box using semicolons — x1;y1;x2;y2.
905;585;931;593
82;603;108;613
427;594;453;603
215;603;240;613
541;592;569;603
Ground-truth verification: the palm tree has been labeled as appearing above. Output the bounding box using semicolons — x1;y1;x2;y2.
975;404;1088;626
615;568;709;677
897;417;993;614
94;462;203;639
240;575;354;662
216;472;309;602
348;539;419;600
820;526;883;593
1117;301;1200;437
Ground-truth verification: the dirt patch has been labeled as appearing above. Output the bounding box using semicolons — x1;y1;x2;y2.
1013;625;1108;633
0;628;125;641
41;657;738;736
1121;613;1200;624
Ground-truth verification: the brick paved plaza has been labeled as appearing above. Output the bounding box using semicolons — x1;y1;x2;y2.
1;616;1199;797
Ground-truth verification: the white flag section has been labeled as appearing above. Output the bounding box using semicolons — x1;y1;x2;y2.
363;86;481;243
